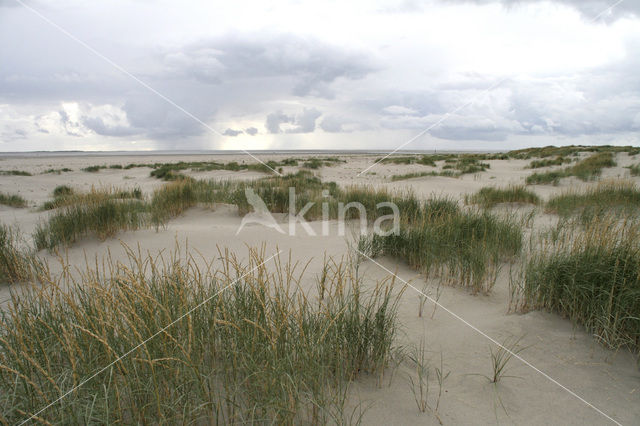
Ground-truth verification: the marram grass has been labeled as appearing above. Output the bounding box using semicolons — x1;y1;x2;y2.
513;215;640;354
466;185;540;208
360;197;522;293
0;192;27;208
0;245;402;424
34;188;149;250
526;152;617;185
546;180;640;218
0;224;43;284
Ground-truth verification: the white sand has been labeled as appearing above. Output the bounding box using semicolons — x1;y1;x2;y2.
1;152;639;424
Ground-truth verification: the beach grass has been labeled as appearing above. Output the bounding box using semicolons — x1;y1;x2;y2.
526;156;571;169
0;192;27;208
82;165;107;173
466;186;540;208
390;171;439;181
148;159;303;180
509;145;640;160
34;188;149;250
376;155;438;167
32;170;428;249
43;168;73;174
516;216;640;353
628;164;640;176
526;152;617;185
42;185;142;211
361;197;522;293
0;224;42;284
0;246;402;424
0;170;32;176
546;180;640;217
390;171;459;181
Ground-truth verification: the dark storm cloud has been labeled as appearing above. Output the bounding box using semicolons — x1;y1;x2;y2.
82;116;137;137
223;128;243;136
287;108;322;133
120;96;202;140
265;111;292;134
265;108;322;133
162;34;378;98
0;27;377;142
320;116;346;133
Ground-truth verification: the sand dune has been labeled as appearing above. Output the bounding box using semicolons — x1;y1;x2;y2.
1;151;639;425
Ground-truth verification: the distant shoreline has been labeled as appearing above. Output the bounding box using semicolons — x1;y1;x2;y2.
0;149;503;158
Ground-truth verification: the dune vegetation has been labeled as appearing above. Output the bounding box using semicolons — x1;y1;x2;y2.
628;164;640;176
34;187;148;250
466;185;540;208
0;192;27;208
0;224;42;284
526;152;617;185
546;180;640;218
390;171;443;181
1;151;639;423
359;197;522;293
526;156;572;169
0;246;403;424
0;170;32;176
513;215;640;353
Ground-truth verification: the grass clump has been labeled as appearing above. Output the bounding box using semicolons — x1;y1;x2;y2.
508;145;639;160
515;217;640;353
150;179;199;226
526;170;565;185
376;155;439;167
546;180;640;217
362;198;522;293
42;185;141;211
454;156;490;174
376;155;441;167
570;152;616;180
466;186;540;208
148;159;303;180
301;158;326;169
0;246;401;424
627;164;640;176
42;186;76;210
391;171;440;181
43;168;72;174
387;155;489;180
53;184;74;198
0;192;27;208
0;170;32;176
301;157;345;169
34;189;149;250
82;165;107;173
0;224;42;284
526;152;617;185
527;156;570;169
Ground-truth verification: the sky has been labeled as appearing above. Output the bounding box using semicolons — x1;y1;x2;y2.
0;0;639;152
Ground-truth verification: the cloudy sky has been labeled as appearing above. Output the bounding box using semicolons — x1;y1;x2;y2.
1;0;639;152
